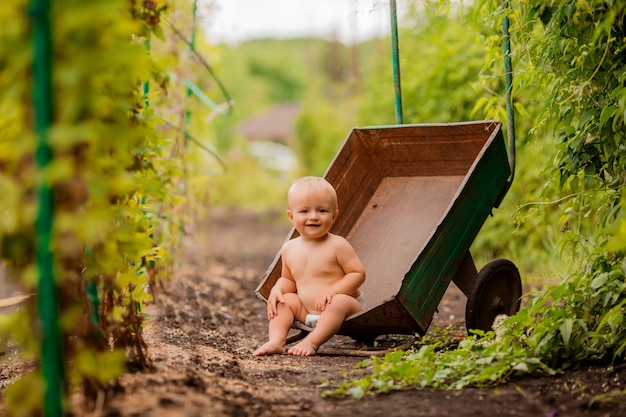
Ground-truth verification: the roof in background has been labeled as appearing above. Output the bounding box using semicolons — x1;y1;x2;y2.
239;102;302;143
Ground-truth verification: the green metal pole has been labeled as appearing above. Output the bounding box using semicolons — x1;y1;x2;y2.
390;0;403;124
184;0;198;127
30;0;64;415
502;1;516;183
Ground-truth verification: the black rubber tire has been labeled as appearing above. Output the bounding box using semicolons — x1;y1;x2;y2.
465;258;522;334
349;335;379;344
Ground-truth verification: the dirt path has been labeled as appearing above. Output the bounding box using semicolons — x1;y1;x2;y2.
69;208;626;416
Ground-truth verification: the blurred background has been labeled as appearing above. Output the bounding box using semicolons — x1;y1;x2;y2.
167;0;558;286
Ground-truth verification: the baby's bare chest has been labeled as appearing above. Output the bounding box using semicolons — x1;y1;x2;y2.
285;247;343;280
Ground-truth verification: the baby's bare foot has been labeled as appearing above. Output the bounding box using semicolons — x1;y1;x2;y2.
253;341;285;356
287;340;318;356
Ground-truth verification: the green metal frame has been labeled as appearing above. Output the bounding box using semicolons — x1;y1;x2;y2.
389;0;403;124
400;126;510;330
502;1;516;183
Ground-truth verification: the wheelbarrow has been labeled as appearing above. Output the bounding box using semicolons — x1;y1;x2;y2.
255;120;522;341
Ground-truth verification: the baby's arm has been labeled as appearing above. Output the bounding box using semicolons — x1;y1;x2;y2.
266;248;297;319
334;236;366;292
267;277;296;318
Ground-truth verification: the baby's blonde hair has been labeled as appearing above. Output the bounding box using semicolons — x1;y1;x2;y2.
287;176;338;210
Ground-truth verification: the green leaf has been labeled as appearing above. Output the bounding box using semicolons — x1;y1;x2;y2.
590;273;609;289
584;164;596;177
152;24;165;41
347;385;365;400
599;106;616;129
559;319;574;350
4;372;44;416
512;362;529;373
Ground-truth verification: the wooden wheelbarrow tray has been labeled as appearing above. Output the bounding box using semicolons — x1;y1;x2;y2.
256;120;521;341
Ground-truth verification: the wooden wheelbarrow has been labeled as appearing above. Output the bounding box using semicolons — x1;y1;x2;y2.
255;120;522;343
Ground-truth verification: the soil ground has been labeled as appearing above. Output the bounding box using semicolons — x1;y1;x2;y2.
2;208;626;416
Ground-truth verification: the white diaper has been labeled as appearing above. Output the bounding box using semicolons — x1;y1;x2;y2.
305;313;320;328
356;292;365;309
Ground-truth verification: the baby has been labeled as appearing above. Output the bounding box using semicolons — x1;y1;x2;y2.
254;176;366;356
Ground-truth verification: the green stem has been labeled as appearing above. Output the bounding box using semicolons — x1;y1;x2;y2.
163;16;234;113
184;0;198;127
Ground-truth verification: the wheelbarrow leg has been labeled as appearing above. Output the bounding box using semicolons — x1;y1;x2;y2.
286;330;308;344
451;251;478;297
286;321;315;344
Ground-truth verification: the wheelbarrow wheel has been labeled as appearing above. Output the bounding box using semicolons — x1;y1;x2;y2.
465;258;521;334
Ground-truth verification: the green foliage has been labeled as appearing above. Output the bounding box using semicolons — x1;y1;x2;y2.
248;58;304;102
517;0;626;185
4;372;44;417
358;2;495;125
214;38;340;152
326;0;626;399
207;152;290;209
0;0;224;413
207;37;364;208
327;246;625;398
474;0;626;276
326;331;552;399
294;84;357;176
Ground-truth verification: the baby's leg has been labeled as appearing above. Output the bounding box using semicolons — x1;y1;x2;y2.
254;293;305;356
288;294;362;356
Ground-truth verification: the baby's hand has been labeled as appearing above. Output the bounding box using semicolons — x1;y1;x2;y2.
314;291;336;313
267;287;285;320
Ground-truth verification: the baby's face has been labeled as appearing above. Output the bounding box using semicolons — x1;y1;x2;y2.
287;189;338;240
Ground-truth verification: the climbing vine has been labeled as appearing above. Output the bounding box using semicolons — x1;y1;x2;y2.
0;0;220;414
